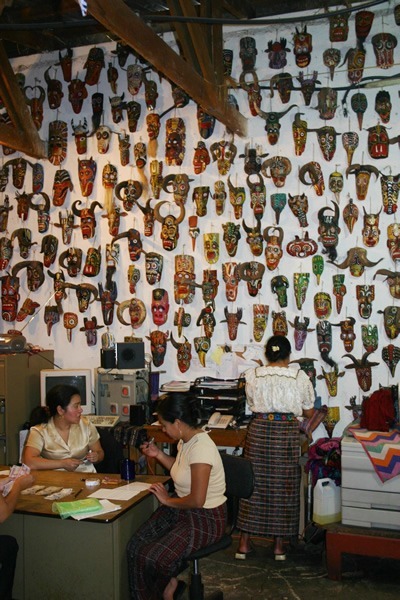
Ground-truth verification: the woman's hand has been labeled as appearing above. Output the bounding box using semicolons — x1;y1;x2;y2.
148;482;170;504
14;473;35;492
140;440;159;459
84;450;99;463
62;458;82;471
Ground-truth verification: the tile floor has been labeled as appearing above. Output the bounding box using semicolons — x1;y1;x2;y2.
177;531;400;599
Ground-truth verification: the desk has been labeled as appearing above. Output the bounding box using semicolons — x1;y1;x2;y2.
324;522;400;581
1;469;168;600
145;424;247;448
143;425;248;472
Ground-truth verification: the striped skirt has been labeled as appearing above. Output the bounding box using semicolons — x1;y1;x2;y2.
237;415;301;538
127;501;227;600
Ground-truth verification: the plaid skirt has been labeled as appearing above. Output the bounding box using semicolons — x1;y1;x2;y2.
127;501;227;600
237;415;301;538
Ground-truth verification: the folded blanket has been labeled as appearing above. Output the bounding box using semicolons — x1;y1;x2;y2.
52;498;102;519
348;425;400;483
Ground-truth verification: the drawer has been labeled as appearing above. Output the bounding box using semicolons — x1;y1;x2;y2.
342;505;400;530
342;487;400;511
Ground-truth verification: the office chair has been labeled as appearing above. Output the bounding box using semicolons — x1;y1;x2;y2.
95;428;125;474
186;453;254;600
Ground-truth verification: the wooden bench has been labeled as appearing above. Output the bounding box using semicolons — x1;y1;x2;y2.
324;522;400;581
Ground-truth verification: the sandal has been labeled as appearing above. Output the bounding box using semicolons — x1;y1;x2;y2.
274;553;286;561
235;543;255;560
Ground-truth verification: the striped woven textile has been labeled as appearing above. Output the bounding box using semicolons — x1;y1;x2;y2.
348;425;400;483
237;415;301;537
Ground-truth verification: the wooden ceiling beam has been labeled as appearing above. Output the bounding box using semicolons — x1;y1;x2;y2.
81;0;247;137
166;0;202;75
207;0;224;95
0;41;46;158
167;0;216;84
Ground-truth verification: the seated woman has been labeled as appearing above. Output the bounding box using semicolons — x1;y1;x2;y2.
127;392;227;600
22;384;104;472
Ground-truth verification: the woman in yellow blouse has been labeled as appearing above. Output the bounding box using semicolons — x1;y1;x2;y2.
23;384;104;472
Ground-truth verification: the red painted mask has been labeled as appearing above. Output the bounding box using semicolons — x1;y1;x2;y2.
84;47;104;86
222;262;239;302
72;200;102;240
0;274;20;321
52;169;73;207
57;48;73;82
174;255;196;304
68;77;88;114
148;330;169;367
263;226;284;270
170;335;192;373
293;26;312;68
222;307;245;341
151;289;169;326
372;32;397;69
78;157;97;197
23;85;45;130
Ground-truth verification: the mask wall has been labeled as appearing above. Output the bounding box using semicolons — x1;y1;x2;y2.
2;4;400;434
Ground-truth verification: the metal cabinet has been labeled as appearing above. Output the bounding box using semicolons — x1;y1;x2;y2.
0;350;54;465
96;367;149;421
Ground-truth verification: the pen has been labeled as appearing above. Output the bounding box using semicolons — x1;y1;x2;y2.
74;488;83;498
147;437;155;445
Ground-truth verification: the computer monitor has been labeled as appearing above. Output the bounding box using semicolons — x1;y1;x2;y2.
40;369;94;415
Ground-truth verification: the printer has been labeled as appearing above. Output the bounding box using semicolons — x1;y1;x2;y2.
191;377;246;422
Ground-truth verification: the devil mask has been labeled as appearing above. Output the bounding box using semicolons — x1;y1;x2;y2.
78;158;97;197
253;304;269;343
151;289;169;326
48;120;68;166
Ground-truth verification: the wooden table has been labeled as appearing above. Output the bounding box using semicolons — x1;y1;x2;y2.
1;468;168;600
142;424;248;472
324;522;400;581
144;424;248;448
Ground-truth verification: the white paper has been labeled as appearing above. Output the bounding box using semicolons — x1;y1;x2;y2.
72;499;121;520
88;481;152;501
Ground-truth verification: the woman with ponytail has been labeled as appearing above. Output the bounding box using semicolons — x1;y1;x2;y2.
127;392;227;600
235;335;315;561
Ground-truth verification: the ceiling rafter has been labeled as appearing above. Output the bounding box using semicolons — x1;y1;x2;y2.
0;41;46;159
79;0;247;137
167;0;216;84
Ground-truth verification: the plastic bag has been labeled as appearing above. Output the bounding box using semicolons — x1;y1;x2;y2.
52;498;102;519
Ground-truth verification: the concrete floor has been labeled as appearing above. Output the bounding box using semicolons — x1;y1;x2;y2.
177;532;400;599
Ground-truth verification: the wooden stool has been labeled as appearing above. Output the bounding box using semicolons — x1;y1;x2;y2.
324;523;400;581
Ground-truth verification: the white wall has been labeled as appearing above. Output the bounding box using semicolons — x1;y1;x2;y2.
3;3;400;434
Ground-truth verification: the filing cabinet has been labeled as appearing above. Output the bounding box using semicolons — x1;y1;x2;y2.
0;350;54;465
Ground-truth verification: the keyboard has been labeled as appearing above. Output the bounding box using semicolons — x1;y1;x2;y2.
86;415;120;428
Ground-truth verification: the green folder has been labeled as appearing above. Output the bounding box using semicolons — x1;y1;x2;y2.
52;498;102;519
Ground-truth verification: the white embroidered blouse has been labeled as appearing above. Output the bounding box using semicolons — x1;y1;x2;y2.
244;366;315;416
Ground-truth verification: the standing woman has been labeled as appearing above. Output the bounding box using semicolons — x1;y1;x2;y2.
235;335;315;560
127;392;227;600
